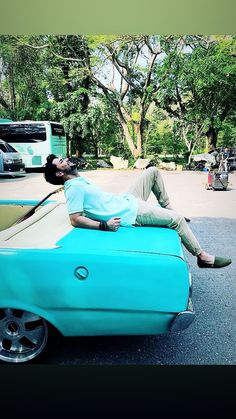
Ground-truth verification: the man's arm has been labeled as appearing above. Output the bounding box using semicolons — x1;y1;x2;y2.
69;213;121;232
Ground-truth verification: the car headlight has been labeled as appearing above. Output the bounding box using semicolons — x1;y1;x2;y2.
4;159;14;164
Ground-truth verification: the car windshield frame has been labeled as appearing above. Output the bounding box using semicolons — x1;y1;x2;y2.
0;141;18;153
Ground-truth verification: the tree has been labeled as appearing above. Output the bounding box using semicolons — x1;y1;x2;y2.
45;35;91;156
217;117;236;148
88;35;165;158
156;36;236;162
145;111;185;157
0;35;92;156
0;36;49;120
77;97;121;158
2;35;235;163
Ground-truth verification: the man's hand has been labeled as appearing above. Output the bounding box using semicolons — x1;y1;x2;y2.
107;217;121;232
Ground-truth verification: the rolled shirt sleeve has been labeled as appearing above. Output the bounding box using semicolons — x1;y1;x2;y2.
65;182;85;214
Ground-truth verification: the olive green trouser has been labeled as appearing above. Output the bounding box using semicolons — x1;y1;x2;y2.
127;167;202;256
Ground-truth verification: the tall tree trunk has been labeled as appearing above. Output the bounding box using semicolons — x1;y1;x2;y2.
117;107;143;158
206;126;218;151
135;124;143;157
117;117;142;157
67;136;71;156
90;132;99;158
74;135;84;157
9;64;16;114
93;143;99;159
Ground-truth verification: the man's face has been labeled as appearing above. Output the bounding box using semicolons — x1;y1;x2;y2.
52;157;77;175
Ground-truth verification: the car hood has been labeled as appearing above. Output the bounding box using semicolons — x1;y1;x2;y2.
3;152;22;160
0;202;184;258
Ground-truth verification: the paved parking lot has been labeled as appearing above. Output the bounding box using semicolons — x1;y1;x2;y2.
1;168;236;364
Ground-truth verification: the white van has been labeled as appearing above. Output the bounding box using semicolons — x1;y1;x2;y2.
0;139;26;176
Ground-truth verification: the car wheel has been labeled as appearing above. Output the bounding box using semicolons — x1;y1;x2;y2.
0;308;48;363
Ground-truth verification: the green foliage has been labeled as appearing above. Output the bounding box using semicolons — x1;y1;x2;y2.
156;35;236;155
0;35;50;120
79;97;122;157
127;155;136;168
217;120;236;148
87;35;117;50
1;35;235;163
145;112;185;157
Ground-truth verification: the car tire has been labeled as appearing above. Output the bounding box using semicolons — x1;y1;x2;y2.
0;308;49;364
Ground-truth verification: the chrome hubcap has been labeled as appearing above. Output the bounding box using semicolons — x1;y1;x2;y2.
0;308;48;363
6;321;19;335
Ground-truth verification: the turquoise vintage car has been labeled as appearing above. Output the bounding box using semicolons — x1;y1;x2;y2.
0;195;195;363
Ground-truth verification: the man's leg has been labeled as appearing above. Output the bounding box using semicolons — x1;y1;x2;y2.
128;168;231;268
128;167;190;222
127;167;170;208
135;200;201;256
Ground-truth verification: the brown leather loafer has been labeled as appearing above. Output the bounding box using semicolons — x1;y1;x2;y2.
197;256;232;269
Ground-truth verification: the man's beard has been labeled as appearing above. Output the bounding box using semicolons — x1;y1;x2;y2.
64;162;78;174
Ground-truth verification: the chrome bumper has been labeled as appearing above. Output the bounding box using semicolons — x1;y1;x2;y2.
170;273;195;332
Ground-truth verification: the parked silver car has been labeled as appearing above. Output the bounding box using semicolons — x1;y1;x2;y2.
0;139;25;176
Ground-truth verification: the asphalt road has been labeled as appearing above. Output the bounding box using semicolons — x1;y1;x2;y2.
1;169;236;365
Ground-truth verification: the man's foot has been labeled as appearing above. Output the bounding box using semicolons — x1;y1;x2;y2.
197;255;232;269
